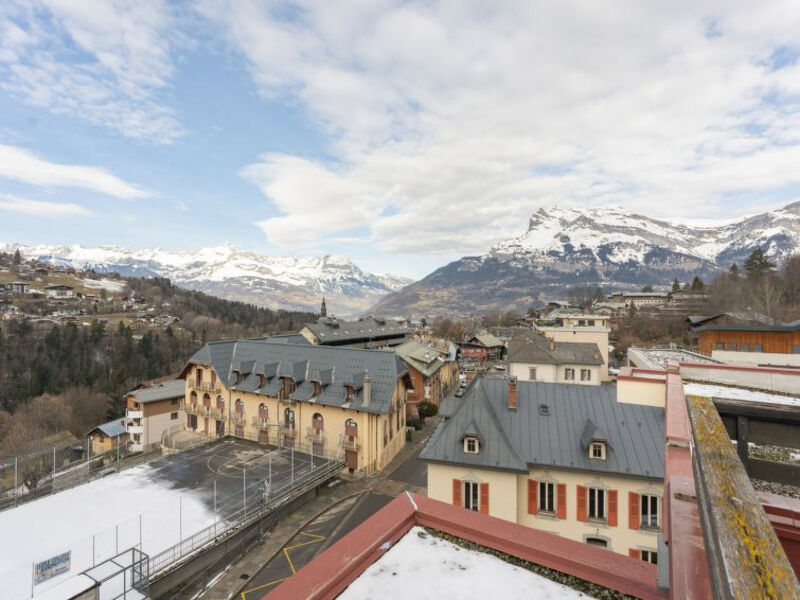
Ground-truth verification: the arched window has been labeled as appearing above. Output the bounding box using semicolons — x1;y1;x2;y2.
190;391;198;406
203;393;211;407
345;418;358;437
259;403;268;421
216;395;225;412
235;398;244;414
383;421;389;446
284;408;295;429
211;371;216;388
312;413;324;431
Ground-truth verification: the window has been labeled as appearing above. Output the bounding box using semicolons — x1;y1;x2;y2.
715;342;724;350
538;481;555;513
580;369;591;381
590;442;606;460
753;343;763;352
793;345;800;354
741;343;750;352
171;398;178;405
564;368;575;380
641;494;659;528
586;537;607;548
529;367;537;380
464;481;480;511
578;320;586;326
588;487;606;520
726;342;737;351
587;320;595;326
133;402;139;409
464;437;479;454
170;412;178;420
641;550;658;564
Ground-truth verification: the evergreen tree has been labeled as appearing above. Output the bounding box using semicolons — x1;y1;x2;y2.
12;249;21;265
671;278;681;293
729;263;740;279
641;284;654;293
690;276;705;292
744;248;775;279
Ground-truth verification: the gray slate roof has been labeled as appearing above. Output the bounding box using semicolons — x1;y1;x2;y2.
303;316;410;346
90;418;128;438
395;340;444;378
126;379;185;404
421;378;664;480
507;336;604;366
186;338;407;415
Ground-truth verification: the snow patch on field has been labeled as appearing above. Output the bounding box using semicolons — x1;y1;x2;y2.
683;383;800;408
80;277;126;292
0;464;215;599
338;526;594;599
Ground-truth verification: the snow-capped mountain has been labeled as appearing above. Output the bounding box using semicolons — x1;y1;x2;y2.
2;243;412;316
371;201;800;316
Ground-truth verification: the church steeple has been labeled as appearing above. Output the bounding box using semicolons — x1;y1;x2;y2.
320;296;327;317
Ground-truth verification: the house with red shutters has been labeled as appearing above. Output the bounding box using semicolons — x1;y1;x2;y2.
421;376;664;563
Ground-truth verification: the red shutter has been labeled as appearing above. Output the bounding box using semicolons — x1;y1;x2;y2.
577;485;587;522
629;548;640;559
528;479;538;515
556;483;567;519
479;483;489;514
452;479;462;507
608;489;618;526
629;492;640;530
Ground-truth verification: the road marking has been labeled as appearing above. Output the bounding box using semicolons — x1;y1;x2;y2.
240;531;326;599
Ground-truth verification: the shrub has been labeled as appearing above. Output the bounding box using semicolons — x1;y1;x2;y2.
418;401;439;418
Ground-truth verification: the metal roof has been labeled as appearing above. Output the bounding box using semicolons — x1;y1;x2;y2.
89;418;128;438
507;337;604;366
395;340;445;378
126;379;185;404
303;316;411;345
421;378;664;479
186;338;407;415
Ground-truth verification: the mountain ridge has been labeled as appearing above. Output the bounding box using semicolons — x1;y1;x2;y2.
370;201;800;316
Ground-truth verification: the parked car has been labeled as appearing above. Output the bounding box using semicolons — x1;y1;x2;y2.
494;364;507;371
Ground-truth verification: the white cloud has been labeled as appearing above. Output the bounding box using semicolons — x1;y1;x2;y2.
0;144;152;199
0;0;182;143
200;1;800;254
0;195;92;217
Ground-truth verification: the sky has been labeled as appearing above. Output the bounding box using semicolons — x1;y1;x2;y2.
2;2;800;279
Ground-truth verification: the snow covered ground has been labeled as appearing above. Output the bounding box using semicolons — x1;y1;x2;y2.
80;277;126;292
338;526;595;599
683;382;800;408
0;463;216;599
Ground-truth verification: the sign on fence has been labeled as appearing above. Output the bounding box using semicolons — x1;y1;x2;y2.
34;551;71;585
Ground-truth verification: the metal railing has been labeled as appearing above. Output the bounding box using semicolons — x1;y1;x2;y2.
187;381;219;393
339;434;359;452
306;426;325;441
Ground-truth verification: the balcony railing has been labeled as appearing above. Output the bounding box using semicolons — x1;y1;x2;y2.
181;402;199;415
233;412;246;426
188;380;219;394
211;408;226;420
252;417;270;430
126;410;143;419
340;435;359;452
306;427;325;441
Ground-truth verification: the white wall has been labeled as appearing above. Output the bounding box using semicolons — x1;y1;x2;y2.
680;363;800;395
711;350;800;369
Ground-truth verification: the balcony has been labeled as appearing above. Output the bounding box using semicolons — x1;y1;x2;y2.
181;402;199;415
211;408;227;420
126;410;143;419
341;436;359;452
233;413;246;426
128;424;144;435
306;427;325;441
188;380;219;394
252;417;270;430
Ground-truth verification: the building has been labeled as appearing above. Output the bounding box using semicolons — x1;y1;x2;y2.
695;319;800;367
5;281;30;294
179;338;409;474
421;377;664;560
458;333;504;364
436;340;460;394
687;311;774;332
536;322;611;381
553;313;612;329
45;284;75;299
609;292;670;308
395;340;445;417
86;418;129;456
299;316;411;349
125;378;186;453
507;335;604;385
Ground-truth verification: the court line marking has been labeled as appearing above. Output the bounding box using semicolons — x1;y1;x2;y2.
240;531;326;599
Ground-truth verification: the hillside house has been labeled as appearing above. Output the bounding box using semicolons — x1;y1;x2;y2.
507;335;604;385
180;338;409;474
45;284;75;299
5;281;30;294
299;316;411;349
86;419;129;456
608;292;670;308
536;322;611;382
458;333;504;364
421;376;664;561
125;378;185;453
695;319;800;367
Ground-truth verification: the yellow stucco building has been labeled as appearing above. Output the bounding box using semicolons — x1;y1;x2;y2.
179;337;409;474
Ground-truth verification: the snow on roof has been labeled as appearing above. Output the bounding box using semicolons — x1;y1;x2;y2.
683;382;800;408
337;526;594;599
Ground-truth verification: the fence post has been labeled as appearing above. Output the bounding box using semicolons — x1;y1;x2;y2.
14;457;17;507
213;480;217;538
243;468;247;520
86;438;90;472
52;447;56;493
291;447;294;484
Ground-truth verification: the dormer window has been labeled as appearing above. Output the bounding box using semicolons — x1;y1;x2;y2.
590;442;606;460
464;436;480;454
233;370;242;385
258;374;266;388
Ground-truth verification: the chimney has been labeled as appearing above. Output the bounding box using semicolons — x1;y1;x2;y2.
508;376;518;410
363;371;371;407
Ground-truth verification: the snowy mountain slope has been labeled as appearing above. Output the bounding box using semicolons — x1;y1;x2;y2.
1;243;412;316
372;201;800;316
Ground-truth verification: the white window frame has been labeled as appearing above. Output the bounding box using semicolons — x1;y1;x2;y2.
580;369;591;381
464;481;480;511
464;437;479;454
529;367;537;380
641;549;658;564
587;487;606;521
564;368;575;380
641;493;659;528
590;442;606;460
538;481;555;513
